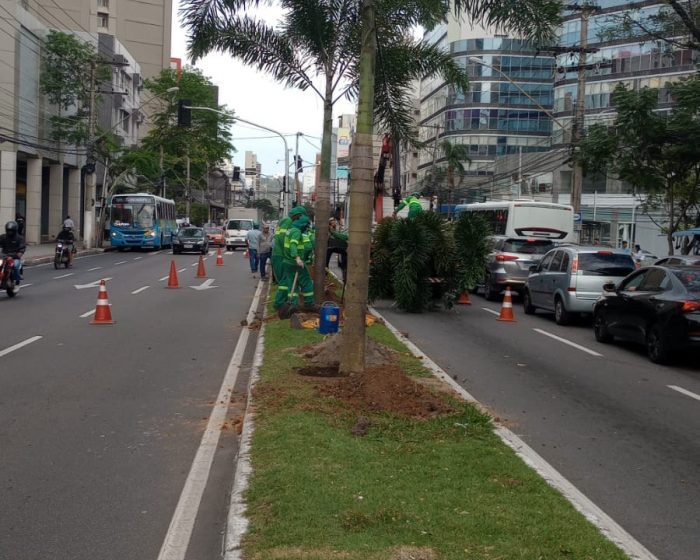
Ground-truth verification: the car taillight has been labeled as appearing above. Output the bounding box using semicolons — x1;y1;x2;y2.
597;251;613;256
571;258;578;273
496;254;519;262
681;301;700;313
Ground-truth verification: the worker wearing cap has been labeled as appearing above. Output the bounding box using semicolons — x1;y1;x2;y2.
393;192;424;219
271;206;307;283
275;215;314;311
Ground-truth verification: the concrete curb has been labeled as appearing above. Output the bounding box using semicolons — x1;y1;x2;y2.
23;246;117;266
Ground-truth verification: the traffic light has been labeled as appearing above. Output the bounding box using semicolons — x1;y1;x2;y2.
295;156;303;173
177;99;192;127
232;166;241;181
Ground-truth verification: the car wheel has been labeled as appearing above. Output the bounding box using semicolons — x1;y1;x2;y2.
484;275;500;301
646;324;672;364
593;311;613;343
554;297;571;325
523;290;536;315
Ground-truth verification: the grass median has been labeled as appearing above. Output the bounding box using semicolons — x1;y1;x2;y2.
241;306;628;560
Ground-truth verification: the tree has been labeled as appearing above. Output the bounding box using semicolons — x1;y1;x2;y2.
252;198;279;221
181;0;471;305
440;139;471;218
577;76;700;254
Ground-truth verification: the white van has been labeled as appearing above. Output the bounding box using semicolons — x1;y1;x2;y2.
225;218;255;250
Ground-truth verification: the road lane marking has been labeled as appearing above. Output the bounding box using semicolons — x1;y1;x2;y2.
0;336;42;358
53;273;74;279
131;286;150;295
668;385;700;402
80;309;96;318
75;278;112;290
178;268;186;273
533;328;603;357
149;250;162;256
191;262;197;267
134;256;143;260
115;260;127;265
225;251;233;255
158;279;264;560
371;306;659;560
88;266;102;271
20;283;32;288
482;307;500;316
158;275;168;281
190;279;217;291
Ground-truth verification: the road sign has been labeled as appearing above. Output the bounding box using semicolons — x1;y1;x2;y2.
574;212;582;223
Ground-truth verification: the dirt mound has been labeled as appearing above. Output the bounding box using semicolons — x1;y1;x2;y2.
302;335;398;368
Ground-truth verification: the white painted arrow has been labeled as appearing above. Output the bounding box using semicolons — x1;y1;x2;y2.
189;279;218;291
74;277;112;290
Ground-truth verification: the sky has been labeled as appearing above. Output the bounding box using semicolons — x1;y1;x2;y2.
170;1;356;184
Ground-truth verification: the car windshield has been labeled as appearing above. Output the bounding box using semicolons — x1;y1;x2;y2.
502;239;553;255
673;269;700;292
180;228;203;238
579;252;635;276
227;220;252;230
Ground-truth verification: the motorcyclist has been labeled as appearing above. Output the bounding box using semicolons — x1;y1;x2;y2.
56;224;76;266
0;220;26;283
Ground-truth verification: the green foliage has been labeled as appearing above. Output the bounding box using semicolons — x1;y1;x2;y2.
368;218;395;301
252;198;279;221
189;203;208;226
40;31;110;145
389;218;434;312
454;213;491;291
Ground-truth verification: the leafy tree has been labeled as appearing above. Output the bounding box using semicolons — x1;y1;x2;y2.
41;30;111;145
577;76;700;254
440;139;471;218
454;213;491;293
252;198;278;221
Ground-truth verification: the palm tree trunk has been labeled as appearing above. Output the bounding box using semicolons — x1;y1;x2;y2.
339;0;376;376
313;80;334;303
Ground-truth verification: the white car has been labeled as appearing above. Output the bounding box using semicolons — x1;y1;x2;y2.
225;218;255;251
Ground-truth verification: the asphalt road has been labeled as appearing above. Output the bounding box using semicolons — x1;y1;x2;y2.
373;295;700;560
0;248;262;560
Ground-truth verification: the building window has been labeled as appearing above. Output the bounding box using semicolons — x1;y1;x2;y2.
98;13;109;28
98;0;109;8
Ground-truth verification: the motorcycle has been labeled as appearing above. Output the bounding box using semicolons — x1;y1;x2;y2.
0;255;19;297
54;241;73;269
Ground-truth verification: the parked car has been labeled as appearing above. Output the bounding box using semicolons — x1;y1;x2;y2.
172;227;209;255
593;265;700;363
204;226;225;247
480;236;555;300
654;255;700;267
523;246;636;325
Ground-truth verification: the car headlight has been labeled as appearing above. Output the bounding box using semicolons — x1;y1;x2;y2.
144;230;156;238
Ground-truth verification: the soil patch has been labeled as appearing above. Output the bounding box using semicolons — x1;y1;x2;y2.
296;365;342;378
302;335;398;368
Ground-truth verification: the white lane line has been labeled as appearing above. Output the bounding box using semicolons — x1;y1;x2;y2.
225;251;233;255
131;286;150;295
157;280;264;560
178;268;186;273
0;336;42;358
88;266;102;271
482;307;500;316
80;309;96;318
134;256;143;260
115;260;127;265
533;328;603;357
149;250;162;256
158;275;169;282
53;273;74;279
191;262;197;267
371;306;659;560
20;283;32;288
668;385;700;402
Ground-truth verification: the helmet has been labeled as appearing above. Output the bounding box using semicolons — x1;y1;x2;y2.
289;206;307;218
411;192;423;198
63;224;71;231
5;220;18;234
295;216;311;231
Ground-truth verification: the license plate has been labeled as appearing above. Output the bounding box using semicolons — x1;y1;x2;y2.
184;244;193;248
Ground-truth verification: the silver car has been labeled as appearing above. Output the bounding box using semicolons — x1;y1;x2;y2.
523;246;636;324
481;236;555;300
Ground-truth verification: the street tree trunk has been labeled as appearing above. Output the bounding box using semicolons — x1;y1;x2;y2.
339;0;376;376
313;79;334;303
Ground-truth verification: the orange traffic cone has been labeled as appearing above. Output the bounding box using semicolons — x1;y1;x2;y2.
497;286;516;322
457;291;471;305
166;260;180;289
216;248;224;267
196;255;207;278
90;279;115;325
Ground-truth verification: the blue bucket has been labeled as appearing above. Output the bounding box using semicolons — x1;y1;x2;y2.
318;301;340;334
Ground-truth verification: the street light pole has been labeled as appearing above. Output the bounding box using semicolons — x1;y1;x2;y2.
184;106;291;214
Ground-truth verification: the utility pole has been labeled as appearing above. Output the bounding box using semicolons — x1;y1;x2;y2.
83;60;98;250
186;155;191;220
294;132;302;205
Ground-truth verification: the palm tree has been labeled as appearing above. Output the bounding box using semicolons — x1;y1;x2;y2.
180;0;470;304
440;140;471;218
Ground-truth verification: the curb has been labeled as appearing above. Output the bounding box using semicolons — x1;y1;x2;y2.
24;245;117;266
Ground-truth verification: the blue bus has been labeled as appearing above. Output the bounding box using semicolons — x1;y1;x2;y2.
108;193;177;250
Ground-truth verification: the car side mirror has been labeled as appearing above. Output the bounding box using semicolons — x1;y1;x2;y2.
602;282;616;293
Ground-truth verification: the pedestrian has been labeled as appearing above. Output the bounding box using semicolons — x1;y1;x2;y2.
393;192;423;219
63;215;75;229
257;224;273;280
15;212;25;236
246;222;262;277
621;240;630;254
326;217;348;283
271;206;307;283
633;244;645;268
275;215;315;314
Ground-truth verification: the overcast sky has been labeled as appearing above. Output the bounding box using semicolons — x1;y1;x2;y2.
170;1;356;183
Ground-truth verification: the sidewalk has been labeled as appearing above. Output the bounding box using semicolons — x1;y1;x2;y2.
22;242;115;266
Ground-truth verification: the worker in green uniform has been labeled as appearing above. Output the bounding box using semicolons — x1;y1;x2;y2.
275;215;315;313
393;192;424;218
271;206;307;283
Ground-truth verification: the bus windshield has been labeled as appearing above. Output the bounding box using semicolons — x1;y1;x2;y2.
112;201;155;228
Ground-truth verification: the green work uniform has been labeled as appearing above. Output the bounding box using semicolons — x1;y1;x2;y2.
274;219;314;309
271;217;292;282
396;195;423;218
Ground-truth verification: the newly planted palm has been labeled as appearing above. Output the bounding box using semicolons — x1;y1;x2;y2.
441;140;471;218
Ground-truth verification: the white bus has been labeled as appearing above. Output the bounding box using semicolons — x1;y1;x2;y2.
454;200;575;242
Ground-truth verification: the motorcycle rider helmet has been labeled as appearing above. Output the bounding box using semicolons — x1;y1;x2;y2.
5;220;18;235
